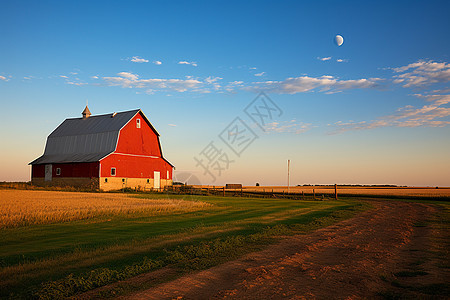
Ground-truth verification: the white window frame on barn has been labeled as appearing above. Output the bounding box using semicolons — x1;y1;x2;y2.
167;170;169;179
136;119;141;128
111;167;116;176
56;168;61;176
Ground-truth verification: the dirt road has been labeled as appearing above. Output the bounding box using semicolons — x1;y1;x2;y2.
125;200;448;299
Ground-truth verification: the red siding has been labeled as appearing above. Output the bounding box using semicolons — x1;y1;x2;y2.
32;165;45;177
115;112;162;156
100;154;172;179
32;162;99;178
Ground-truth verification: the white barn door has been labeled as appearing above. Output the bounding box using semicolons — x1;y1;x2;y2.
45;164;52;181
153;171;160;189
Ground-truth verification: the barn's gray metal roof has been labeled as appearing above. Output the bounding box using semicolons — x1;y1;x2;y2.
30;153;109;164
50;109;140;137
30;109;141;165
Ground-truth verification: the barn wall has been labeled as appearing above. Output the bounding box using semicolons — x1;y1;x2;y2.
115;111;162;156
99;177;172;191
32;177;99;189
32;162;99;178
32;164;45;178
31;162;100;189
100;154;172;179
54;162;99;177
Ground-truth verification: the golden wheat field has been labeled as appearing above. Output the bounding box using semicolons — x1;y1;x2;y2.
0;190;211;228
241;186;450;197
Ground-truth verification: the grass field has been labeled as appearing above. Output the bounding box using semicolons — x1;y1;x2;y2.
0;189;368;299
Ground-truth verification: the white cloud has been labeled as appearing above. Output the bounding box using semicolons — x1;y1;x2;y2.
222;80;244;92
103;71;219;93
336;59;348;63
153;60;162;65
0;75;8;81
66;81;87;86
203;76;222;91
168;124;177;127
317;56;332;61
248;75;381;94
178;61;198;67
392;60;450;88
91;75;99;79
130;56;149;63
393;61;447;73
249;67;257;70
331;93;450;133
254;72;265;77
265;120;313;134
59;74;88;86
117;71;139;81
205;76;222;84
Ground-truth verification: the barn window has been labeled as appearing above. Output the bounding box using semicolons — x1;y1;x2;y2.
111;167;116;176
167;170;169;179
105;178;108;183
136;119;141;128
56;168;61;176
122;178;125;183
147;179;150;183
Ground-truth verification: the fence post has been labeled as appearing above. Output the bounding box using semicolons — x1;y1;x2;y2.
223;186;225;197
334;184;338;200
302;191;304;200
313;189;315;200
241;187;243;197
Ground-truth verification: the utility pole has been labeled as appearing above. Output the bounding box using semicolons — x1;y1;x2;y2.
287;159;290;194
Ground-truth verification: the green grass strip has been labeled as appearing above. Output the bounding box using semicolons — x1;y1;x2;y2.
30;202;366;299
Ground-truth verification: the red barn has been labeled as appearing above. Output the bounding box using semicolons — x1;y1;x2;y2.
30;107;174;191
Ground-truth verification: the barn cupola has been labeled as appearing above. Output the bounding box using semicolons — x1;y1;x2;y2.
82;105;91;119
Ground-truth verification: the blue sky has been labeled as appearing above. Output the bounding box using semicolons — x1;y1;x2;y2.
1;0;449;186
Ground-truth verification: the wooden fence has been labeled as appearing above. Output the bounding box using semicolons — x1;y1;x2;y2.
155;185;338;200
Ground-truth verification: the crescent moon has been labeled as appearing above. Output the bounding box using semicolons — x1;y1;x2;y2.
335;35;344;46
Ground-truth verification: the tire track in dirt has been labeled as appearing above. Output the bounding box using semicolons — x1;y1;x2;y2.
125;200;437;299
